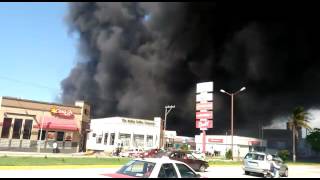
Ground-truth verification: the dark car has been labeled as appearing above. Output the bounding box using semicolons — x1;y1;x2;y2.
167;151;209;172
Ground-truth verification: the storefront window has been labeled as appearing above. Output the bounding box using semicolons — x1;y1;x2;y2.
119;133;131;146
12;119;23;139
22;120;33;139
57;132;64;141
147;135;153;147
96;133;103;144
110;133;115;145
133;134;144;148
47;131;56;141
104;133;108;145
65;132;72;141
1;118;12;138
37;130;46;140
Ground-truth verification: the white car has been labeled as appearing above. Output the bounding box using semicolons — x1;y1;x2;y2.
242;152;288;177
102;157;204;178
119;148;144;157
191;151;206;160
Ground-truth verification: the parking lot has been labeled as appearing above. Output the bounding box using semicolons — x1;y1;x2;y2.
0;165;319;178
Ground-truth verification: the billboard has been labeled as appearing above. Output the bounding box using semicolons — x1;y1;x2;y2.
196;81;213;130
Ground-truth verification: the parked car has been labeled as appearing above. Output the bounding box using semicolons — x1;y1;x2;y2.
101;157;204;178
119;148;144;157
190;150;206;160
167;150;209;172
141;148;161;158
242;151;288;177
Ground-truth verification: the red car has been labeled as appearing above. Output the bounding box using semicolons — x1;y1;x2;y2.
140;149;161;158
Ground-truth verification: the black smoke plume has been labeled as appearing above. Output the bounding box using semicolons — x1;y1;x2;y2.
61;2;320;137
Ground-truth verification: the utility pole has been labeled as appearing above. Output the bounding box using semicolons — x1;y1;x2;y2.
163;105;175;149
38;111;45;153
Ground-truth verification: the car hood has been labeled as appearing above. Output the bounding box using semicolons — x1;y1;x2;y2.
101;173;138;178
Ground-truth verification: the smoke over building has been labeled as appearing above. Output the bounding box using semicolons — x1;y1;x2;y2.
61;2;320;137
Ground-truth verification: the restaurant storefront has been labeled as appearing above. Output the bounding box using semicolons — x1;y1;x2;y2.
0;96;90;153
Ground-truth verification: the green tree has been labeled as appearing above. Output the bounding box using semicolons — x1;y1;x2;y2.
277;149;290;162
225;149;232;160
306;128;320;152
288;106;312;162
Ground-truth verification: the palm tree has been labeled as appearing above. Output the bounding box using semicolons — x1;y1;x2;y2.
288;106;312;162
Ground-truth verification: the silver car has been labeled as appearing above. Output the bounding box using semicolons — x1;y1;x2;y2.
242;152;288;177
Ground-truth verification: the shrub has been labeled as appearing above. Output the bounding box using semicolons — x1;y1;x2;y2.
225;149;233;160
180;144;189;151
277;149;290;162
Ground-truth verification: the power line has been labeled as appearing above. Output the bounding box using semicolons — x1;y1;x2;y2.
0;75;59;92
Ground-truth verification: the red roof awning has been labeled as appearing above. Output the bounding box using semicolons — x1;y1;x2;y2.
35;116;79;131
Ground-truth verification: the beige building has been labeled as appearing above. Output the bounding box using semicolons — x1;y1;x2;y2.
0;96;90;153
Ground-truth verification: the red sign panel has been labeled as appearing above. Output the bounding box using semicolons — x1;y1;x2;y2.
196;111;213;119
248;140;261;145
196;120;213;129
208;138;223;143
196;102;213;111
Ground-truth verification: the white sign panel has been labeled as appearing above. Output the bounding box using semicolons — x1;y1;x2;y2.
197;82;213;93
196;92;213;102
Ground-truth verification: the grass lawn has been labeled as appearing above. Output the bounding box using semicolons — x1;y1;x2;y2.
0;156;132;166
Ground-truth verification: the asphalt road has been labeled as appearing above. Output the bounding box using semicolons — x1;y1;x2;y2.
0;165;319;178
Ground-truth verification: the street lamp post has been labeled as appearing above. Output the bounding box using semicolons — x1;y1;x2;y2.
220;87;246;160
163;105;175;149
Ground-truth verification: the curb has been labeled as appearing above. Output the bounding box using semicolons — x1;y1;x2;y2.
0;165;122;170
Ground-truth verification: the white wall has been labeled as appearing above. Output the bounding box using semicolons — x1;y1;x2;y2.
195;134;266;158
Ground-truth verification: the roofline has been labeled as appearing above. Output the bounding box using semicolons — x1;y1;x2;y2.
92;116;156;122
1;96;82;108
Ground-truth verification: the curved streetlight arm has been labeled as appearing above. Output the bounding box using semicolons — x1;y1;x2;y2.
234;86;246;95
220;89;231;96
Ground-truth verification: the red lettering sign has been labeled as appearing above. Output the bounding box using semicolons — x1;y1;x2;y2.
208;138;223;143
50;107;74;119
196;102;213;111
196;120;213;129
196;111;213;119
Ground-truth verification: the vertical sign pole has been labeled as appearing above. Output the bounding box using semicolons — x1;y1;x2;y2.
202;130;206;153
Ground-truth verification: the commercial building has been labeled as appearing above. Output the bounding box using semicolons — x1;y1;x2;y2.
0;96;90;153
164;130;196;150
195;134;266;158
86;117;162;152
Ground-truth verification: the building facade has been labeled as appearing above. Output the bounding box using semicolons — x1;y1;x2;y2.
195;134;266;158
86;117;162;152
0;96;90;153
164;130;196;150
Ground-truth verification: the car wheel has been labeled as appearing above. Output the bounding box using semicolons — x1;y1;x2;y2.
283;169;288;177
244;171;250;175
199;165;206;172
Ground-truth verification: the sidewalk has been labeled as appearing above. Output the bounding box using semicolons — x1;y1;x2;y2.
0;151;115;158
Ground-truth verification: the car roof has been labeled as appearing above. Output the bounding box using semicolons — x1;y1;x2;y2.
247;151;267;155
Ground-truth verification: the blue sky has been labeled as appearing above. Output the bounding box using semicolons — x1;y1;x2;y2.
0;2;77;103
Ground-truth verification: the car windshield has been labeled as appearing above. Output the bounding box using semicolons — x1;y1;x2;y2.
117;160;156;178
252;154;265;161
245;153;265;161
